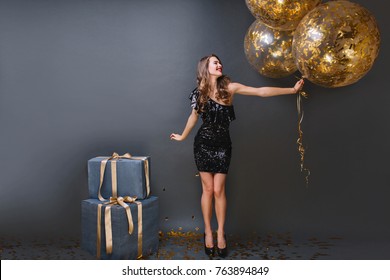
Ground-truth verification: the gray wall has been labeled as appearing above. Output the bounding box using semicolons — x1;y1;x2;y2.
0;0;389;242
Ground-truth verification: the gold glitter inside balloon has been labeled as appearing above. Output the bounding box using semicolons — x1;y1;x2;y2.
244;19;297;78
245;0;322;31
292;1;380;88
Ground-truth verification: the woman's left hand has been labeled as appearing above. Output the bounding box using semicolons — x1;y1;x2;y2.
293;79;304;93
170;133;184;141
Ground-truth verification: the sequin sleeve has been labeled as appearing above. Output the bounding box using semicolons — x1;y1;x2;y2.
189;88;200;111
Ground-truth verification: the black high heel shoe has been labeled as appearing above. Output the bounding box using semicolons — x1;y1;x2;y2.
204;233;215;256
217;234;228;258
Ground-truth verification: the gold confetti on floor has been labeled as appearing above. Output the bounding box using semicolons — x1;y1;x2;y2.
0;232;356;260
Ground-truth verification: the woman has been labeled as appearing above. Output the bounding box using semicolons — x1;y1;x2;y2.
170;54;304;257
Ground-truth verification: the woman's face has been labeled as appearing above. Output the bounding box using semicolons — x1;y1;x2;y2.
208;56;223;77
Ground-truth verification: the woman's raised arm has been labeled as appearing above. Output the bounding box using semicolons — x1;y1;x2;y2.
228;79;304;97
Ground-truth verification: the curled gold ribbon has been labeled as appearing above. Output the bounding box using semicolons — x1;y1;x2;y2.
97;152;150;201
96;196;143;259
295;78;310;186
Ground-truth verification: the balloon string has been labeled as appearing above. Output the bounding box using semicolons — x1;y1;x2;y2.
295;77;310;186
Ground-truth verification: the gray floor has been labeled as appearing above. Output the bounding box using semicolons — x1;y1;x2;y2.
2;231;390;260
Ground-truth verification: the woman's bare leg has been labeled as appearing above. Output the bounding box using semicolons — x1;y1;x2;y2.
213;173;227;249
199;171;215;248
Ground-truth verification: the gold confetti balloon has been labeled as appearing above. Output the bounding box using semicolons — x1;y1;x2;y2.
244;19;297;78
245;0;322;31
292;1;380;88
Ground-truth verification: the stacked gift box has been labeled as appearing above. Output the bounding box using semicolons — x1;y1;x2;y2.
81;152;159;259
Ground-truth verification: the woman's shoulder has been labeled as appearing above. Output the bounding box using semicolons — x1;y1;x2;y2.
227;82;246;94
191;87;199;94
189;87;200;98
227;82;239;94
189;88;200;110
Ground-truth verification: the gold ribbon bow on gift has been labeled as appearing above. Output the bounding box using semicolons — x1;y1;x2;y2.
97;196;143;259
97;152;150;200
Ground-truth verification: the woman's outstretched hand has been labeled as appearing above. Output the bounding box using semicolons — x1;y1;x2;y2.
293;79;304;93
170;133;184;141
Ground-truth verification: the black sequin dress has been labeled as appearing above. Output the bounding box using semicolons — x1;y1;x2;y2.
189;88;236;174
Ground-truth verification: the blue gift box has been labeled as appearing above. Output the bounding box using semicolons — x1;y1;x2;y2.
88;155;151;200
81;196;159;260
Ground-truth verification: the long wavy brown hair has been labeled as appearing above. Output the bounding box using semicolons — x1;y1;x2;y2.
196;54;232;111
